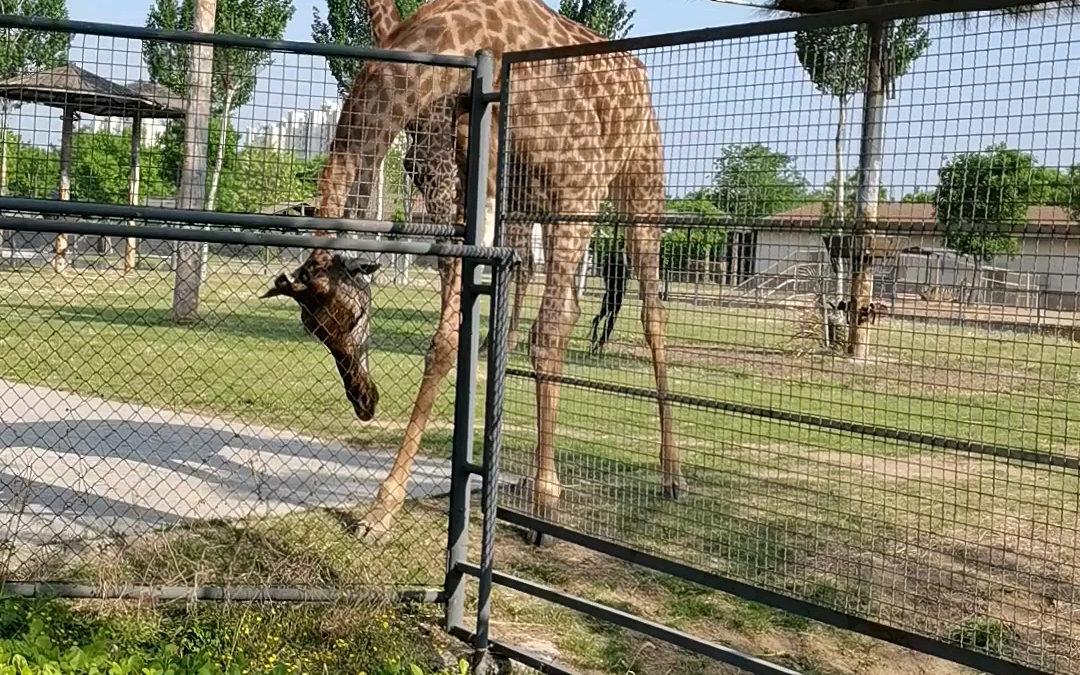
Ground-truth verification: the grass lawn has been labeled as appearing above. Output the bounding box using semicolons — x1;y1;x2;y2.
1;258;1078;674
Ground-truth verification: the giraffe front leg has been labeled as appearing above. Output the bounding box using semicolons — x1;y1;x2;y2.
525;222;586;546
359;256;462;540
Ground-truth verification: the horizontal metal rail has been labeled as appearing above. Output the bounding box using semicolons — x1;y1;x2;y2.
501;211;1048;235
503;0;1061;63
0;197;463;239
0;216;518;263
504;367;1079;472
494;509;1051;675
1;582;442;603
449;626;583;675
455;561;806;675
0;14;477;68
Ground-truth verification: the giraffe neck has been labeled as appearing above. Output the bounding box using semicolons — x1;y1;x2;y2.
367;0;402;46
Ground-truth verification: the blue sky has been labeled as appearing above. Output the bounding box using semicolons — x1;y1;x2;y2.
9;0;1080;199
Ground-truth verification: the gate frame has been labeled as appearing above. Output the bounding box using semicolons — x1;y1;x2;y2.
457;0;1068;673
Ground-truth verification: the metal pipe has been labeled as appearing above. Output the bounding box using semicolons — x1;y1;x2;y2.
444;49;495;634
503;367;1077;472
502;0;1057;64
0;14;477;68
0;216;513;262
489;510;1051;675
1;582;442;604
0;197;463;239
456;562;808;675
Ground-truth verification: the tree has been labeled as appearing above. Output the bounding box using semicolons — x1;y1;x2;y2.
156;116;240;195
794;19;928;304
215;146;320;213
708;144;809;218
820;171;888;223
69;129;171;205
558;0;635;39
934;144;1039;303
312;0;425;98
795;20;928;227
661;197;726;274
145;0;293;210
0;0;69;200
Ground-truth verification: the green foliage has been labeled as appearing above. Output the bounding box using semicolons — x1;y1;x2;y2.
0;0;70;83
1;133;56;199
707;144;809;218
157;118;241;192
215;146;321;213
818;172;888;222
901;189;935;204
558;0;635;39
312;0;427;98
0;597;469;675
662;196;726;272
934;144;1051;261
794;19;929;103
144;0;294;115
67;130;172;204
0;0;70;196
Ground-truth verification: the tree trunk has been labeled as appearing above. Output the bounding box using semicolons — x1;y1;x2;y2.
0;103;9;253
124;113;142;276
205;89;233;212
54;107;75;274
171;0;217;322
199;89;233;280
847;21;887;360
833;95;847;298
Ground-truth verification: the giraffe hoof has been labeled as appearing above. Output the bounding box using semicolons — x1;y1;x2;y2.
521;528;556;548
662;480;686;501
355;504;396;543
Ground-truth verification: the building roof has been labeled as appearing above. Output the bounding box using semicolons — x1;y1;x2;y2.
764;202;1076;235
0;64;183;118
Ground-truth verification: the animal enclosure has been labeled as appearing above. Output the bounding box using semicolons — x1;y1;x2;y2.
3;3;1080;675
493;2;1080;674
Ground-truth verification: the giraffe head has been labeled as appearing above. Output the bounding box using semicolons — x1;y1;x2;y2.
261;253;382;421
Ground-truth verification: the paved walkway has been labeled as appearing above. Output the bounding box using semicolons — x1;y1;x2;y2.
0;379;478;546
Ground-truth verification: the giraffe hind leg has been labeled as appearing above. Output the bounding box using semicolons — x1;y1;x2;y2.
612;166;683;501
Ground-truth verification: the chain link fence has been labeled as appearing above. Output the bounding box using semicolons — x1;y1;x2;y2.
0;18;502;602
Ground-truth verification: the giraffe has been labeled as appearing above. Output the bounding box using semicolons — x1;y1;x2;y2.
301;0;682;540
363;0;537;352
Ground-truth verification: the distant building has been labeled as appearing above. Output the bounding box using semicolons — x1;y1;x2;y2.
80;115;169;146
246;98;342;159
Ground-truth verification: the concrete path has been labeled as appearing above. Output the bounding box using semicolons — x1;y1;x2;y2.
0;379;479;546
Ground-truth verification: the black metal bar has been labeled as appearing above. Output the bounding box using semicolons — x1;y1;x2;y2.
449;626;583;675
444;50;495;634
1;582;442;604
475;238;512;654
503;368;1079;472
0;216;513;262
0;197;463;238
456;562;807;675
0;14;477;67
502;210;1054;235
502;0;1059;64
493;510;1052;675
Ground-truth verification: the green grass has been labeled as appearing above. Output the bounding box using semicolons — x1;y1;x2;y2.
0;594;469;675
1;261;1077;674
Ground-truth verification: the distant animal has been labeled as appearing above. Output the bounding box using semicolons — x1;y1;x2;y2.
261;254;382;421
834;299;889;325
588;246;629;355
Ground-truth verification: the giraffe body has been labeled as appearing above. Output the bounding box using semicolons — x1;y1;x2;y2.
305;0;682;538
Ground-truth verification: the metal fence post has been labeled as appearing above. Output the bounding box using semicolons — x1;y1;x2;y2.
444;48;495;633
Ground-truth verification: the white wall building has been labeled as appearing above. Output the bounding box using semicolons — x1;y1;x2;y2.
246;98;343;159
80;115;169;147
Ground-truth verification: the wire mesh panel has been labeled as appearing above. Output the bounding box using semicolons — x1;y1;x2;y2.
495;5;1080;674
0;19;485;597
